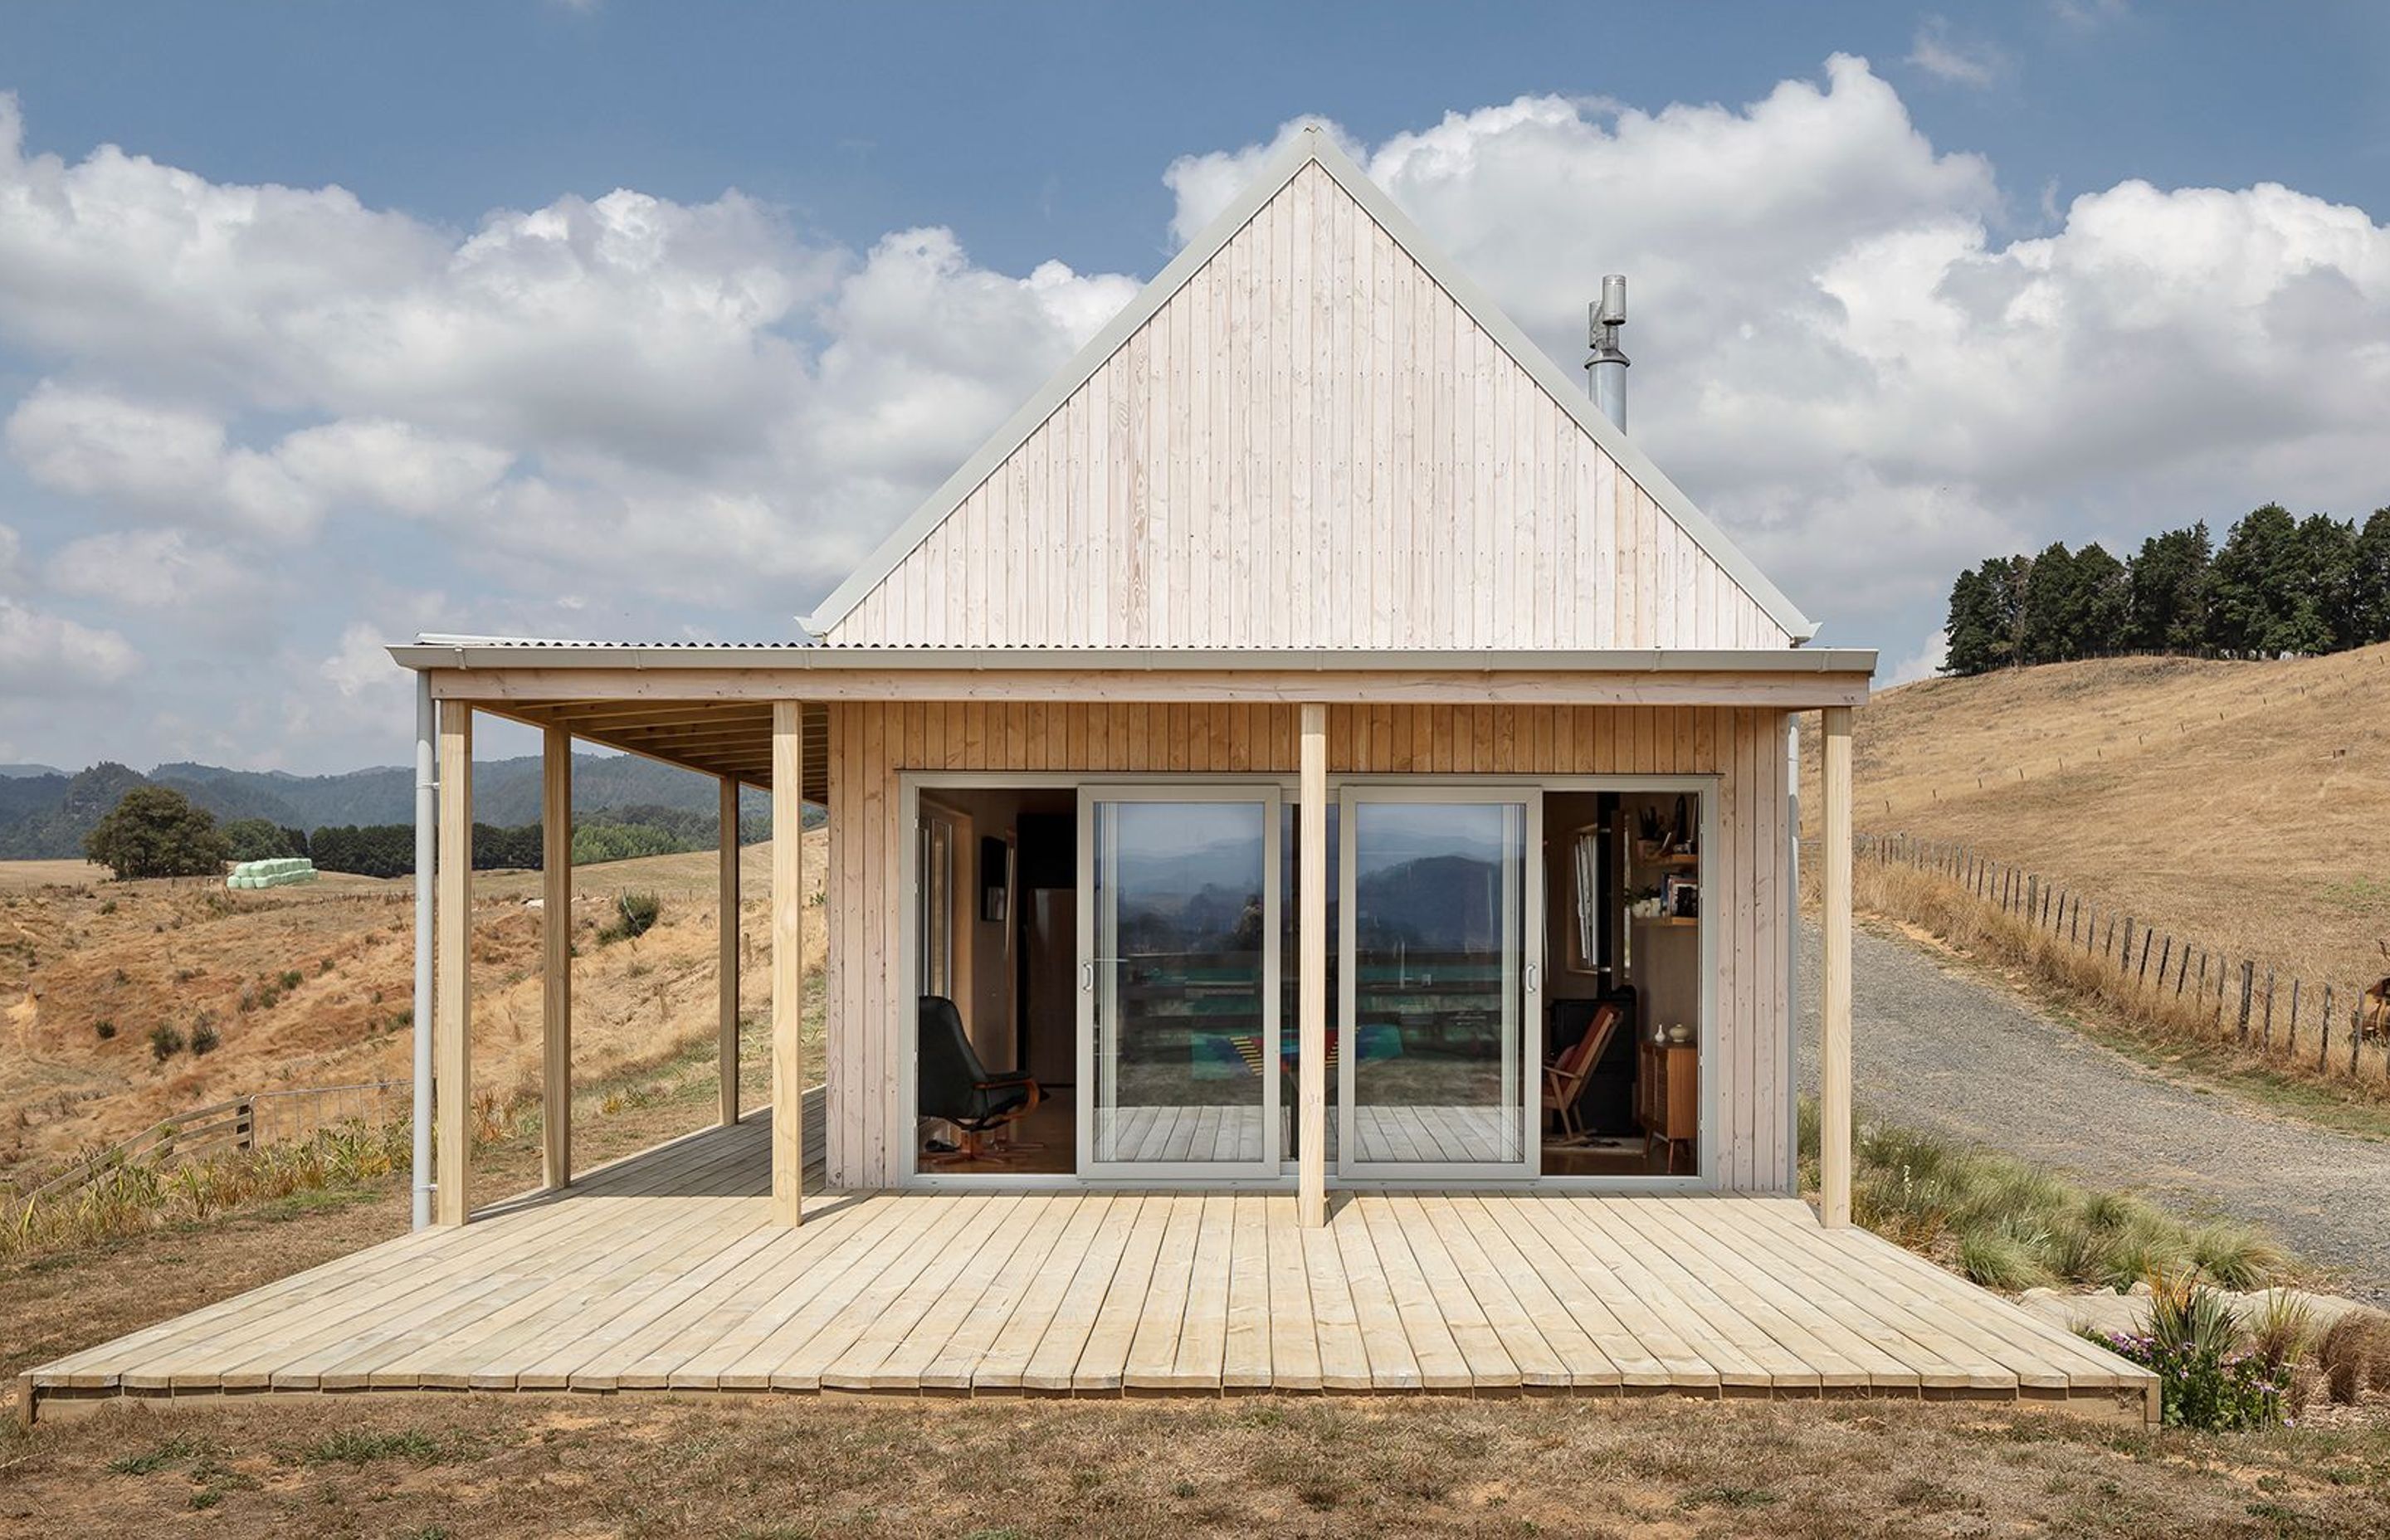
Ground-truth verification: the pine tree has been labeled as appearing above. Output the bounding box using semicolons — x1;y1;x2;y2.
1943;555;2031;675
2209;504;2308;655
2349;508;2390;647
2124;522;2212;652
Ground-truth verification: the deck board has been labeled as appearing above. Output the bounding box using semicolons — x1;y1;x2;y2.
22;1111;2157;1425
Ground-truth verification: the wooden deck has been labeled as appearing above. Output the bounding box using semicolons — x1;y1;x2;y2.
22;1112;2156;1425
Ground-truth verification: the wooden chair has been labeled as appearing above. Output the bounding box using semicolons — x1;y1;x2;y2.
1541;1002;1621;1140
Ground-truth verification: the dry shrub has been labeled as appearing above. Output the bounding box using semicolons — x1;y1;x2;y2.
2317;1311;2388;1404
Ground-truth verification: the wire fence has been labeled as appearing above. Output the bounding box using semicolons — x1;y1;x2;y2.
1856;831;2390;1088
17;1079;411;1206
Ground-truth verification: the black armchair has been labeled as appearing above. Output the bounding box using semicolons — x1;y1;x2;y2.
918;996;1040;1165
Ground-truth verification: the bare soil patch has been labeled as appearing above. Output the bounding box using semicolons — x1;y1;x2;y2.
4;1391;2385;1537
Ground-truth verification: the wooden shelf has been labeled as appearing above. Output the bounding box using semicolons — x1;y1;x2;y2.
1632;914;1700;928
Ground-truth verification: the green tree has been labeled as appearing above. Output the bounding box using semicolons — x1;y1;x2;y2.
220;817;300;862
1942;555;2030;675
2124;523;2212;651
2349;508;2390;647
83;787;232;880
2296;512;2359;651
2209;504;2313;655
2021;542;2124;663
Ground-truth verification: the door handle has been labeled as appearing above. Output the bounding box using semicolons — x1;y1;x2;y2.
1524;962;1541;994
1080;960;1095;992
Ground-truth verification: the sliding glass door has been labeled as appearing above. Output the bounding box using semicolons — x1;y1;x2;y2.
1337;786;1540;1178
1077;786;1281;1178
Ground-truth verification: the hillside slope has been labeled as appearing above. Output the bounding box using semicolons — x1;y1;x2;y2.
0;836;826;1183
0;753;775;859
1803;642;2390;1000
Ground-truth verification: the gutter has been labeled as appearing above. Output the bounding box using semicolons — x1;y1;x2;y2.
388;639;1878;677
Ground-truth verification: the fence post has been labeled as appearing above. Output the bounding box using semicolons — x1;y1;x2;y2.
2261;968;2275;1049
2320;986;2334;1071
2137;928;2154;987
2175;947;2189;999
237;1097;254;1153
2354;997;2365;1075
2157;937;2173;1000
2238;962;2255;1044
2027;874;2039;925
2288;978;2300;1050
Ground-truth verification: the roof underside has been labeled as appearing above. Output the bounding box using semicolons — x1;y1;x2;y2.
485;698;829;797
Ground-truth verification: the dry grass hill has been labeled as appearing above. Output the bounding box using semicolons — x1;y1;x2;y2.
1802;641;2390;1005
0;834;827;1186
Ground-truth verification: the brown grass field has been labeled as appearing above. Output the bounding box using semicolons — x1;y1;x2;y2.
7;1389;2390;1538
1803;644;2390;1027
0;835;827;1191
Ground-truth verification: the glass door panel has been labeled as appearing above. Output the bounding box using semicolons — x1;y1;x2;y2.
1079;787;1280;1177
1338;788;1539;1177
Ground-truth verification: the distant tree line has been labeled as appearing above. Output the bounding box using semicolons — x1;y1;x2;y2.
78;784;781;882
1943;503;2390;676
308;803;772;878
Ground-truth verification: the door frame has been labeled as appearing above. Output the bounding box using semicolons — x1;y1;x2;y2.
1334;781;1544;1182
895;770;1722;1194
1076;782;1284;1181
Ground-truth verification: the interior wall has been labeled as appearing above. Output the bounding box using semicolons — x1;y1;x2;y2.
915;787;1031;1072
1542;791;1609;1004
824;701;1790;1192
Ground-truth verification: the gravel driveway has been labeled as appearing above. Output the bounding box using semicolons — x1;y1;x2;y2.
1797;920;2390;1304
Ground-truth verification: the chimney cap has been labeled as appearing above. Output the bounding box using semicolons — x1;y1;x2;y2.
1595;273;1627;327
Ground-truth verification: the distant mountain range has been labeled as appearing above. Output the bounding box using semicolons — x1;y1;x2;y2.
0;756;772;860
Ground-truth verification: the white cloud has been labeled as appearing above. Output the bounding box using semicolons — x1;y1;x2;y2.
1907;17;2008;88
0;596;137;691
4;383;319;538
271;418;510;517
2;62;2387;768
1168;61;2390;647
45;528;258;610
0;92;1139;612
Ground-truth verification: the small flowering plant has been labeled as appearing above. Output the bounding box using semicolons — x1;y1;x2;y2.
2082;1268;2289;1431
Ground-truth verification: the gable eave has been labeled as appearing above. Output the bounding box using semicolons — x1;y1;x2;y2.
802;124;1819;646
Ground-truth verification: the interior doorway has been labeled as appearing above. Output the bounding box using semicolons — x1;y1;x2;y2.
914;785;1076;1174
1538;787;1705;1177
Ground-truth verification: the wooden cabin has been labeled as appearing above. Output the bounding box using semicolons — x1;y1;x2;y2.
27;130;2163;1425
398;124;1871;1219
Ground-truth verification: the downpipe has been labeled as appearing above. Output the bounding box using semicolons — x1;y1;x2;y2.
411;670;436;1231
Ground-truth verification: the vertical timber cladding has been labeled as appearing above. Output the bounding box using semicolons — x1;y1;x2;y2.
824;700;1792;1192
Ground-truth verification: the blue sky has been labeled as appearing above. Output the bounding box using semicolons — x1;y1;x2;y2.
1;2;2385;772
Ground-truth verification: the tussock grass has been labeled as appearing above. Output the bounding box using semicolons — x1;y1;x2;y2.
1799;1095;2290;1292
2;1119;411;1262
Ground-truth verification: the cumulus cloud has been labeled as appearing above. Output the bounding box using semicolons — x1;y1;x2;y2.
45;528;259;610
0;90;1139;608
1169;60;2390;660
0;597;137;691
2;59;2387;766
